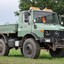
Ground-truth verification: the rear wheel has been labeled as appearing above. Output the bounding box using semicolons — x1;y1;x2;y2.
0;39;9;56
49;48;63;57
23;38;40;59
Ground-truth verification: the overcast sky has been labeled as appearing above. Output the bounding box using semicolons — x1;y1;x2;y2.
0;0;19;25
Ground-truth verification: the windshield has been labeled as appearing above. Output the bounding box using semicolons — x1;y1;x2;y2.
33;10;59;24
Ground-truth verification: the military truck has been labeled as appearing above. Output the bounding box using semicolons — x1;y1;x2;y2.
0;7;64;59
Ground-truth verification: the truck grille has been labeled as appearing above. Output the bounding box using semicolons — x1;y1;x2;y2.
44;30;64;38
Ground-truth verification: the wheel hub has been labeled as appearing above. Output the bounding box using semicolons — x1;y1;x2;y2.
26;44;32;54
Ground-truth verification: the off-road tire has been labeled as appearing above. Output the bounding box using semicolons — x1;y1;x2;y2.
23;38;40;59
0;39;9;56
59;49;64;57
49;48;63;57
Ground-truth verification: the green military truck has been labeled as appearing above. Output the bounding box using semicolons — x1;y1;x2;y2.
0;7;64;59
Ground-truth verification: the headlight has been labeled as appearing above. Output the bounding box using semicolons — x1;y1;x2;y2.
45;31;50;36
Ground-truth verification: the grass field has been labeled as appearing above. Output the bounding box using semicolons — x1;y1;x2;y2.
0;49;64;64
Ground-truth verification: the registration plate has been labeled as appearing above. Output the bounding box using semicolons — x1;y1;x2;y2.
45;39;50;42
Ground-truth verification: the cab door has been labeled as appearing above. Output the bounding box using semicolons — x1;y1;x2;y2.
18;11;32;37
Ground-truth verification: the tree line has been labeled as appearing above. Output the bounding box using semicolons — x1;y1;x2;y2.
15;0;64;15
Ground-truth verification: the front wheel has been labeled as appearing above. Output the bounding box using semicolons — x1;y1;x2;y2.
59;49;64;57
23;38;40;59
0;39;9;56
49;48;63;57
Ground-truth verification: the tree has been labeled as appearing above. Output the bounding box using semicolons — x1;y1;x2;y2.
19;0;64;15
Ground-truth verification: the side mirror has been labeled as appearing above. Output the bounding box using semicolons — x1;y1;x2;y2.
28;12;31;16
27;10;31;16
25;19;29;23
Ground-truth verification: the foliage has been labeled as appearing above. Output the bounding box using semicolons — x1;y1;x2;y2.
19;0;64;15
14;11;20;16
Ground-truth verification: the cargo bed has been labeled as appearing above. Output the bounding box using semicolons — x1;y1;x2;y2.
0;24;18;34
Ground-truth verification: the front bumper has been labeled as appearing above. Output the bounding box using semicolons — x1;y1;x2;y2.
40;37;55;43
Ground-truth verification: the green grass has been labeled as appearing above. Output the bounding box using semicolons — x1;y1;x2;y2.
0;49;64;64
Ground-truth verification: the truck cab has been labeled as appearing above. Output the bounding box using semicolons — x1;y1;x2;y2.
18;8;59;37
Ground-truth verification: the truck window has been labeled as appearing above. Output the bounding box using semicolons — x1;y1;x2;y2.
36;16;47;23
36;17;43;23
24;12;29;23
33;11;58;24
